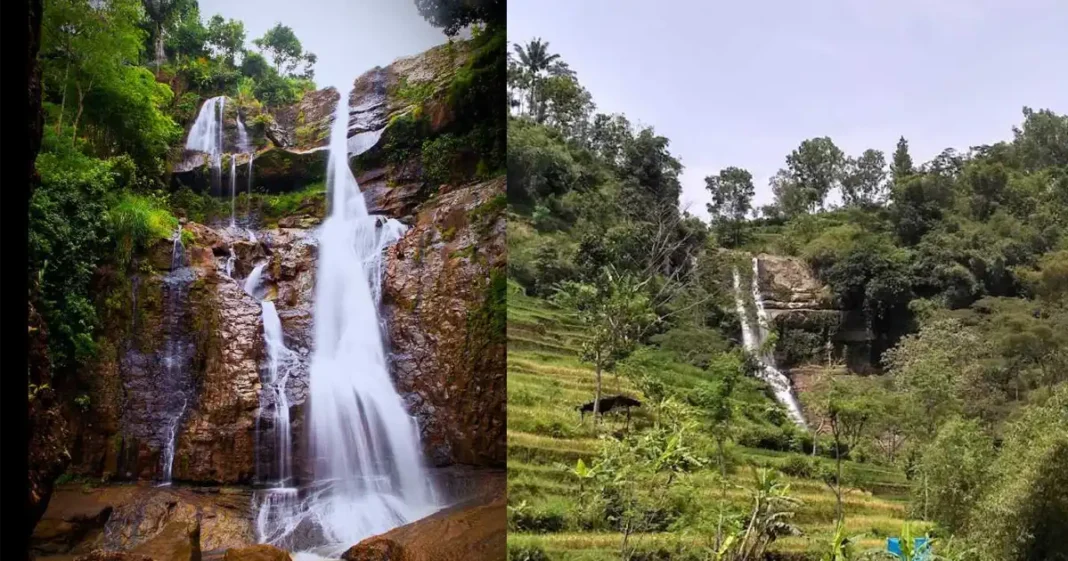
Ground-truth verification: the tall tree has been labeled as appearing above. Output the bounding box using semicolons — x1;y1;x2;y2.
252;23;314;77
705;166;755;246
785;137;844;212
413;0;504;37
554;266;657;423
205;14;245;65
891;135;914;185
769;168;809;218
840;148;887;206
512;38;560;120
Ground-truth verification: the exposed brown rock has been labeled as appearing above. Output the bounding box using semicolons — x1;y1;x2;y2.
340;482;505;561
383;178;506;467
34;485;254;558
221;545;292;561
76;551;156;561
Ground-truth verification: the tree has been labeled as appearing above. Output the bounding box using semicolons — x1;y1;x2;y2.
769;169;809;218
891;136;914;185
967;386;1068;561
916;418;993;533
206;14;245;65
705;166;755;247
413;0;504;37
252;23;314;77
785;137;845;213
554;266;657;423
840;148;887;206
1012;106;1068;171
691;354;743;550
512;38;560;120
141;0;196;70
806;375;874;523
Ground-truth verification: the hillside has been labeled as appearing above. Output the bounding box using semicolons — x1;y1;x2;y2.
505;277;918;560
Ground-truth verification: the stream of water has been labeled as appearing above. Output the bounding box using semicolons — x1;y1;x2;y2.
732;257;807;427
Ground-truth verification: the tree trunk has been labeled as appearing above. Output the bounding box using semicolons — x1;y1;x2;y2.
715;436;726;550
71;82;86;146
55;59;69;134
593;362;602;425
835;433;843;523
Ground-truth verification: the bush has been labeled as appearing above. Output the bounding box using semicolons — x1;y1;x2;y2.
108;193;179;266
422;133;468;186
509;499;569;533
779;455;817;478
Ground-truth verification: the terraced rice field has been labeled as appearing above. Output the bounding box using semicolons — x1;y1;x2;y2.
506;282;920;560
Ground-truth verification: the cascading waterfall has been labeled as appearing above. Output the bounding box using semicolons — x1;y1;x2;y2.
252;87;438;557
732;257;807;427
186;96;226;196
236;115;251;153
245;262;295;487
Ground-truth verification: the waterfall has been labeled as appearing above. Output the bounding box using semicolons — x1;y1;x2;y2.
732;257;807;427
186;96;226;196
244;262;295;487
159;225;195;484
230;156;237;228
237;115;251;153
247;153;255;223
252;87;437;557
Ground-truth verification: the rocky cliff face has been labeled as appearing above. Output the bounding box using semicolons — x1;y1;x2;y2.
65;37;504;488
383;178;507;467
754;254;873;372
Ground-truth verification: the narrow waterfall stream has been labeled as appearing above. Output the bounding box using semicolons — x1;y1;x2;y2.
159;226;196;484
186;96;226;196
732;257;807;427
230;156;237;228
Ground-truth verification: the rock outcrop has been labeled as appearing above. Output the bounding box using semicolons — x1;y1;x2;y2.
754;254;873;372
383;178;507;467
341;471;505;561
32;484;254;559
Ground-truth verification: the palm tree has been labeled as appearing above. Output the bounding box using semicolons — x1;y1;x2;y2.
512;38;560;117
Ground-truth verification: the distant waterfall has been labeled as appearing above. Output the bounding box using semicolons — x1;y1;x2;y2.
186;96;226;196
732;257;807;427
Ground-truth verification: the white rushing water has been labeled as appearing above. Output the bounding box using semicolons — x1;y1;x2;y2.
186;96;226;196
247;153;255;221
732;257;807;427
236;115;251;153
252;87;437;557
230;156;237;228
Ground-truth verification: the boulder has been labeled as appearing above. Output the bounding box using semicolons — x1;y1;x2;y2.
340;489;505;561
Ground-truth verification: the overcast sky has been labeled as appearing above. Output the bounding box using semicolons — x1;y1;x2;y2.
509;0;1068;220
199;0;449;91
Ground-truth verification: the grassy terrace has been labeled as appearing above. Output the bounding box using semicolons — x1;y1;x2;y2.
506;281;918;560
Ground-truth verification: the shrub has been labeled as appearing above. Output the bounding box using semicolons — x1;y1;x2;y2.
108;193;179;266
779;455;817;478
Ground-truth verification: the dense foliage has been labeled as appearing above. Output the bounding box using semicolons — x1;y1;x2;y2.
31;0;318;377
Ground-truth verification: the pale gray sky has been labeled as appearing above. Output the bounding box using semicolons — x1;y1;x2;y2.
199;0;449;91
509;0;1068;220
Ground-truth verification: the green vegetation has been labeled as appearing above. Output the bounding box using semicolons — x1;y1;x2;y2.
508;35;1068;561
30;0;321;396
